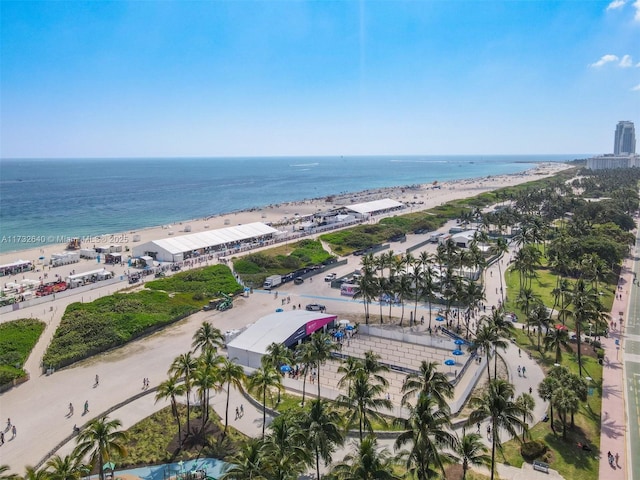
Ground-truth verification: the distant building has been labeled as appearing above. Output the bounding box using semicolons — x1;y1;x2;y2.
586;154;640;170
614;121;636;155
586;121;638;170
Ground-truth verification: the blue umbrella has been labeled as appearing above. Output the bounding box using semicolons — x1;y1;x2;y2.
454;339;465;345
444;359;455;366
452;349;464;356
334;331;344;338
280;365;292;373
346;325;354;330
276;308;283;312
436;316;445;322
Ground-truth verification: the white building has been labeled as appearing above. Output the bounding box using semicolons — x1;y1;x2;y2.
586;154;640;170
226;310;337;369
132;222;279;263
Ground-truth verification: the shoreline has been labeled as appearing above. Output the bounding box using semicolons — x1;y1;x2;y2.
0;162;571;268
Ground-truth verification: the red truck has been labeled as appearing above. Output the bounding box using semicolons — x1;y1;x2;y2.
36;281;67;296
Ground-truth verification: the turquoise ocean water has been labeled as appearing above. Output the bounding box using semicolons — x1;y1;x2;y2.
0;155;581;253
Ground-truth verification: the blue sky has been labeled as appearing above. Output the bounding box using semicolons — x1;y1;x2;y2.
1;1;639;158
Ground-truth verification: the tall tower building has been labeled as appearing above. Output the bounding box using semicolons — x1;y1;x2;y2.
614;121;636;155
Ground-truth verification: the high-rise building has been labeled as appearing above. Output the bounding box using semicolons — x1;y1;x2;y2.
614;121;636;155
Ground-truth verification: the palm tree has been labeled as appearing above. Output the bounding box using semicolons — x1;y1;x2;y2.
456;428;490;480
400;360;453;409
246;365;282;439
220;438;267;480
337;356;364;392
544;327;571;363
45;452;89;480
468;379;527;480
295;341;316;407
552;386;579;440
155;376;186;444
0;466;20;480
218;357;246;439
569;279;599;376
394;394;457;480
527;302;550;351
515;393;536;441
538;376;560;431
22;467;49;480
361;350;390;387
331;436;399;480
309;332;337;399
337;373;392;442
396;274;414;326
491;237;509;303
262;414;310;480
301;399;344;480
262;342;293;404
75;416;127;480
192;321;225;354
169;352;197;436
193;349;223;427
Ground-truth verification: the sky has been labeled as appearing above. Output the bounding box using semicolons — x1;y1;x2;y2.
1;0;639;158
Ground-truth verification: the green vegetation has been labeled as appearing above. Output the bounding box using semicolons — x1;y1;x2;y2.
146;264;242;297
233;239;335;285
117;404;246;467
0;318;45;386
43;290;199;369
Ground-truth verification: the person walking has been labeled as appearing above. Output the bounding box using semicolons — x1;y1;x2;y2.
11;425;16;438
235;407;239;420
240;404;244;417
0;431;4;445
517;365;521;376
69;403;74;416
522;366;526;377
84;401;89;414
95;374;99;387
6;418;11;430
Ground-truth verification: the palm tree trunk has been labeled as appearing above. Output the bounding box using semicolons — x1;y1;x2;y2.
315;445;321;480
301;367;307;406
186;384;191;437
317;367;321;399
99;452;104;480
223;381;230;438
262;388;267;439
490;421;497;480
486;352;492;382
172;398;182;444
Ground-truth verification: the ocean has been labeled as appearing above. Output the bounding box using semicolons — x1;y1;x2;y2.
0;155;580;253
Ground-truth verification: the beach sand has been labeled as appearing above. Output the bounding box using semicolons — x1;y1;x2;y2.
0;162;569;276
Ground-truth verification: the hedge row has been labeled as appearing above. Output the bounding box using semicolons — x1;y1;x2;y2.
0;318;45;386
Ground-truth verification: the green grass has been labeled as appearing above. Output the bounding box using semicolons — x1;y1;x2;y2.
0;318;45;386
116;404;248;468
146;264;242;297
233;239;336;285
43;290;200;369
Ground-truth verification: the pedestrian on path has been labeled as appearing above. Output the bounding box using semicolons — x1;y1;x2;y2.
94;374;99;387
522;366;526;377
240;404;244;417
517;365;521;376
83;401;89;415
235;407;239;420
11;425;16;438
477;422;481;433
68;403;74;416
6;418;11;431
0;431;4;445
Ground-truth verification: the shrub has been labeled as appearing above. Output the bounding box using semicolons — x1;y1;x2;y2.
521;440;547;461
0;318;45;386
596;348;605;359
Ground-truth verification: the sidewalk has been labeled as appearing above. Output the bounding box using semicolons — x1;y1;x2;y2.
598;255;635;479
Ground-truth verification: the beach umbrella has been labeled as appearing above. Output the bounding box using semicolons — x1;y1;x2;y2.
276;308;283;312
436;316;445;322
346;325;354;330
338;319;350;326
334;331;344;338
555;324;568;331
280;365;292;373
444;359;455;366
454;339;465;345
452;349;464;356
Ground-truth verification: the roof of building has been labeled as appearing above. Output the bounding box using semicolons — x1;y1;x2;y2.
226;310;337;355
451;230;478;241
142;222;278;255
343;198;404;215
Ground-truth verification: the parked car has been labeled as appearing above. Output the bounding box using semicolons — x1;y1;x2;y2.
324;273;337;282
306;303;326;312
294;277;304;285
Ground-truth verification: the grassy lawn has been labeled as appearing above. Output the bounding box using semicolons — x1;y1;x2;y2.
0;318;45;386
146;264;242;297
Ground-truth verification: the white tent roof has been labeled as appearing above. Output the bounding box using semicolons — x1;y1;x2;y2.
147;222;278;255
227;310;336;355
344;198;404;215
67;268;112;280
0;260;32;269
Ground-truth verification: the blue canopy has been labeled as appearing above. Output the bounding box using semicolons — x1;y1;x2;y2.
436;316;445;322
444;359;455;366
454;339;465;345
452;349;464;356
334;331;344;338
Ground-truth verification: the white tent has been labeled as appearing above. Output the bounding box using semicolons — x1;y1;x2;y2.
227;311;337;369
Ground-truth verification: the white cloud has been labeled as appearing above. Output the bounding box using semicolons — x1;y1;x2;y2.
606;0;626;10
632;84;640;91
590;54;619;67
619;55;633;67
635;0;640;20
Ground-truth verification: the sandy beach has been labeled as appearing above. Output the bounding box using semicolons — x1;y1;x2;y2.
0;162;568;274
